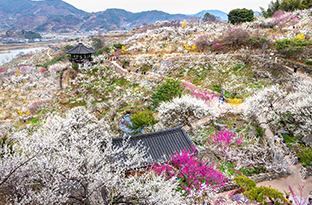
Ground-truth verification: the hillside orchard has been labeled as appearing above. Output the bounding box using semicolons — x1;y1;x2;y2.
1;5;312;205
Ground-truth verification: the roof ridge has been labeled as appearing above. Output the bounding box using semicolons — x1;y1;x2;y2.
65;43;96;54
112;125;184;141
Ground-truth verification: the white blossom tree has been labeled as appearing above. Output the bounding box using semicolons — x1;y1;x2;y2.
0;107;186;204
243;75;312;138
155;95;215;132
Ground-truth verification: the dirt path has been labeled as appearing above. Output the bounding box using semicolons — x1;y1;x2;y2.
258;163;312;197
217;163;312;203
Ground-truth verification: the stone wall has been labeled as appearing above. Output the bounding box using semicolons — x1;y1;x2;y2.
235;54;294;78
278;58;312;75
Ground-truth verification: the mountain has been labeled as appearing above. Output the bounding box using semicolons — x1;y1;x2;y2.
191;10;228;21
81;9;188;31
0;0;188;33
0;0;88;32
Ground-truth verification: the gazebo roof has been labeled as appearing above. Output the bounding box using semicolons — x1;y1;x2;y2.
65;43;96;55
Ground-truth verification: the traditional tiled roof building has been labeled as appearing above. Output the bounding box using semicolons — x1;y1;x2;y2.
112;125;194;167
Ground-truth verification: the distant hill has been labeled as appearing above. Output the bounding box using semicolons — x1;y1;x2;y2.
191;10;228;21
0;0;188;33
2;1;254;33
81;9;188;31
0;0;88;32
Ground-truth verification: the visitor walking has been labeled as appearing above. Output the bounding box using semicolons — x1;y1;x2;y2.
274;135;279;144
232;123;236;134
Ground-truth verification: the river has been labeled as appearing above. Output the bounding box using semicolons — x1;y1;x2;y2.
0;47;48;66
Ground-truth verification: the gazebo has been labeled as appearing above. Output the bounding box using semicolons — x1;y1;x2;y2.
65;43;96;64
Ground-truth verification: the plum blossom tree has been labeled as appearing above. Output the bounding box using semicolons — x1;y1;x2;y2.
0;107;186;204
152;147;228;197
243;75;312;138
155;95;215;132
195;34;209;52
206;130;289;173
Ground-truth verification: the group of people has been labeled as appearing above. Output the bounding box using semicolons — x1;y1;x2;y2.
125;68;146;75
218;96;225;106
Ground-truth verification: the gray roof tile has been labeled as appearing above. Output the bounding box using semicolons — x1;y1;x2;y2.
65;43;96;55
112;125;194;166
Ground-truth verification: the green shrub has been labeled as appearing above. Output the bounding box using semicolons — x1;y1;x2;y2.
305;60;312;65
246;186;284;204
276;38;311;55
113;43;124;50
234;175;256;190
282;134;301;144
297;147;312;166
128;111;158;135
63;45;74;51
248;37;268;46
234;175;284;204
49;54;70;65
72;63;79;71
94;46;111;56
228;8;254;24
150;78;184;109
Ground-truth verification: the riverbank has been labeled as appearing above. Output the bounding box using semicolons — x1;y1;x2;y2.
0;42;60;51
0;47;48;66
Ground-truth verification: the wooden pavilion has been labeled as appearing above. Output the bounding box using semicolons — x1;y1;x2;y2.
65;43;96;64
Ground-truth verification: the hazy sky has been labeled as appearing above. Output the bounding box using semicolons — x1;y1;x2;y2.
62;0;273;14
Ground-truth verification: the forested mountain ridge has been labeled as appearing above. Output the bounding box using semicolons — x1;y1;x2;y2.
0;0;190;32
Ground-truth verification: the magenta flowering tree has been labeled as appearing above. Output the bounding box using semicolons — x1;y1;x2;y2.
210;40;224;51
268;10;296;30
207;130;243;155
40;67;47;73
152;146;228;195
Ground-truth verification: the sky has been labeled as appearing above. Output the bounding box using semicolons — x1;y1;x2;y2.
62;0;273;14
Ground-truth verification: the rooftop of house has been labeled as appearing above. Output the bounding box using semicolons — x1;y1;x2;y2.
112;125;194;167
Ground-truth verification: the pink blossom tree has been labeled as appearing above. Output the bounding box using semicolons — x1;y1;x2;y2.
152;147;228;196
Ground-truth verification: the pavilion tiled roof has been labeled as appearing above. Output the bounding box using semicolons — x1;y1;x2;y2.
112;125;194;166
65;43;96;55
